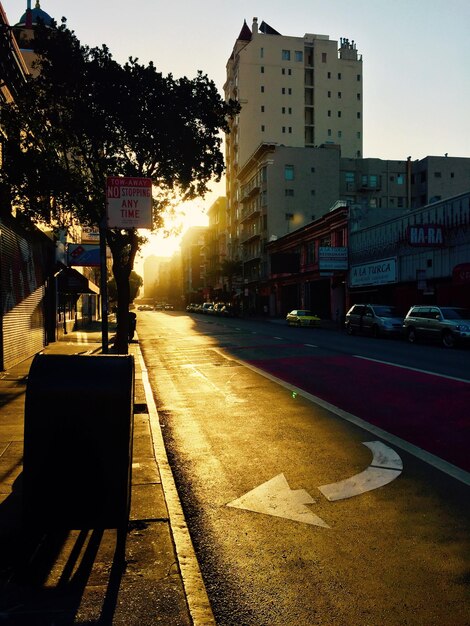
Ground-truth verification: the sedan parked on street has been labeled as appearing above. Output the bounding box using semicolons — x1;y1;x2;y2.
345;304;403;337
403;305;470;348
286;309;321;327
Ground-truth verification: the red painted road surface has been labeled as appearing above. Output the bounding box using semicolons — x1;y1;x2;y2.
248;354;470;473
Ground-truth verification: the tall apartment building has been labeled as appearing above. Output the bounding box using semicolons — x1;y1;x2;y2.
224;18;363;296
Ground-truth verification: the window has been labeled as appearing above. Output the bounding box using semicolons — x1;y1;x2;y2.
282;49;291;61
322;52;327;62
261;85;265;93
338;73;342;79
357;131;361;139
357;112;361;119
288;107;292;114
357;74;361;81
282;68;286;75
338;111;342;117
345;172;355;184
306;242;315;264
338;92;342;98
311;189;316;195
328;110;331;117
451;172;455;178
288;127;292;133
282;106;286;114
338;130;342;138
311;167;316;173
327;71;331;78
288;88;292;95
328;91;331;98
285;165;295;180
396;174;405;185
288;69;292;75
282;126;286;133
328;129;332;136
282;87;286;94
260;47;264;58
357;93;361;100
434;171;442;178
295;50;303;62
285;189;294;196
370;175;378;188
261;105;265;112
261;125;265;132
261;66;264;73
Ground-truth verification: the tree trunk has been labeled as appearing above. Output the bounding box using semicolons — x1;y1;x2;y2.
106;229;139;354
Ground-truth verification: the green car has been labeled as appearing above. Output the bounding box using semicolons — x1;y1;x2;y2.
286;309;321;327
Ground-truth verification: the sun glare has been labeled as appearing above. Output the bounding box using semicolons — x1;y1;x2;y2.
136;198;209;269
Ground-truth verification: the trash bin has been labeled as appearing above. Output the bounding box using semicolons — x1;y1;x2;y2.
23;353;134;529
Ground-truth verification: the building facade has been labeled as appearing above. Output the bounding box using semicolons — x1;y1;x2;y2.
266;192;470;320
224;18;362;287
180;226;208;306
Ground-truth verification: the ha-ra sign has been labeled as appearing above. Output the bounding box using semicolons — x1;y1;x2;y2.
106;176;152;229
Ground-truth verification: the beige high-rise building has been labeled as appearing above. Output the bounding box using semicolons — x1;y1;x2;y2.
224;19;362;307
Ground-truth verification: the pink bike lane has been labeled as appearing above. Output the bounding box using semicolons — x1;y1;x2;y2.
248;354;470;473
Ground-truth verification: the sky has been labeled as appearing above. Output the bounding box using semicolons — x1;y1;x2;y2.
5;0;470;263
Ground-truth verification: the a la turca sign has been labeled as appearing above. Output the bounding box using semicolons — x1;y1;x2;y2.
106;176;153;229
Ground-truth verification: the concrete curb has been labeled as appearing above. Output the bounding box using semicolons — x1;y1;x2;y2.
137;345;216;626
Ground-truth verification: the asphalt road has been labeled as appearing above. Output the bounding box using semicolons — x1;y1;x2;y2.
137;311;470;626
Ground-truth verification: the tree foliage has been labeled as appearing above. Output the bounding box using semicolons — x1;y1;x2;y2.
1;19;239;351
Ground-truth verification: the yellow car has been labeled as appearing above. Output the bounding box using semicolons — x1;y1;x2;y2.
286;309;321;327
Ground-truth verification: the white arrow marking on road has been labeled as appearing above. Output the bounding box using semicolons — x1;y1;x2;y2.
227;473;329;527
318;441;403;501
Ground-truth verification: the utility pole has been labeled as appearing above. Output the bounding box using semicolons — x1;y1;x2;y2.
99;217;109;353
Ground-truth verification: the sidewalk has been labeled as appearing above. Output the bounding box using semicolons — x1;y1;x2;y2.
0;325;213;625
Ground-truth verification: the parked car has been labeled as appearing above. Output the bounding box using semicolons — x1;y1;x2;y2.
212;302;227;315
345;304;403;337
286;309;321;327
201;302;214;314
402;305;470;348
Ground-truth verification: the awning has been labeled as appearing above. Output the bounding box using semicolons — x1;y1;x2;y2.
57;267;100;295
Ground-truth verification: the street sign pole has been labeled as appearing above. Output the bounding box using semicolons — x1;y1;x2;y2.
99;217;109;353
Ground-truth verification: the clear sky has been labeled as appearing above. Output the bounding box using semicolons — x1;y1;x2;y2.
5;0;470;261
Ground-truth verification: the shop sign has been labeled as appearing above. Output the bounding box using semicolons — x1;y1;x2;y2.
81;226;100;243
452;263;470;285
318;247;348;270
350;257;397;287
68;243;100;267
408;224;444;247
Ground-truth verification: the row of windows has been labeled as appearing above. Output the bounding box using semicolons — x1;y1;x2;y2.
326;72;361;81
328;130;362;139
261;67;362;82
259;48;304;62
260;126;294;133
344;172;405;185
281;49;303;62
328;111;361;119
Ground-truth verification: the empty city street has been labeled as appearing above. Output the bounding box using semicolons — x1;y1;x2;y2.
138;310;470;626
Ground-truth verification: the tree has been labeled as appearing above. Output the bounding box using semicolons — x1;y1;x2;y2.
108;270;143;305
1;19;240;352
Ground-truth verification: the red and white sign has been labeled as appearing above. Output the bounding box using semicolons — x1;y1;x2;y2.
106;176;153;229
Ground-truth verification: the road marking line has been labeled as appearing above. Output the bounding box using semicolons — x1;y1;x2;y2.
353;355;470;384
227;473;329;528
318;442;403;501
273;336;283;340
304;344;318;348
